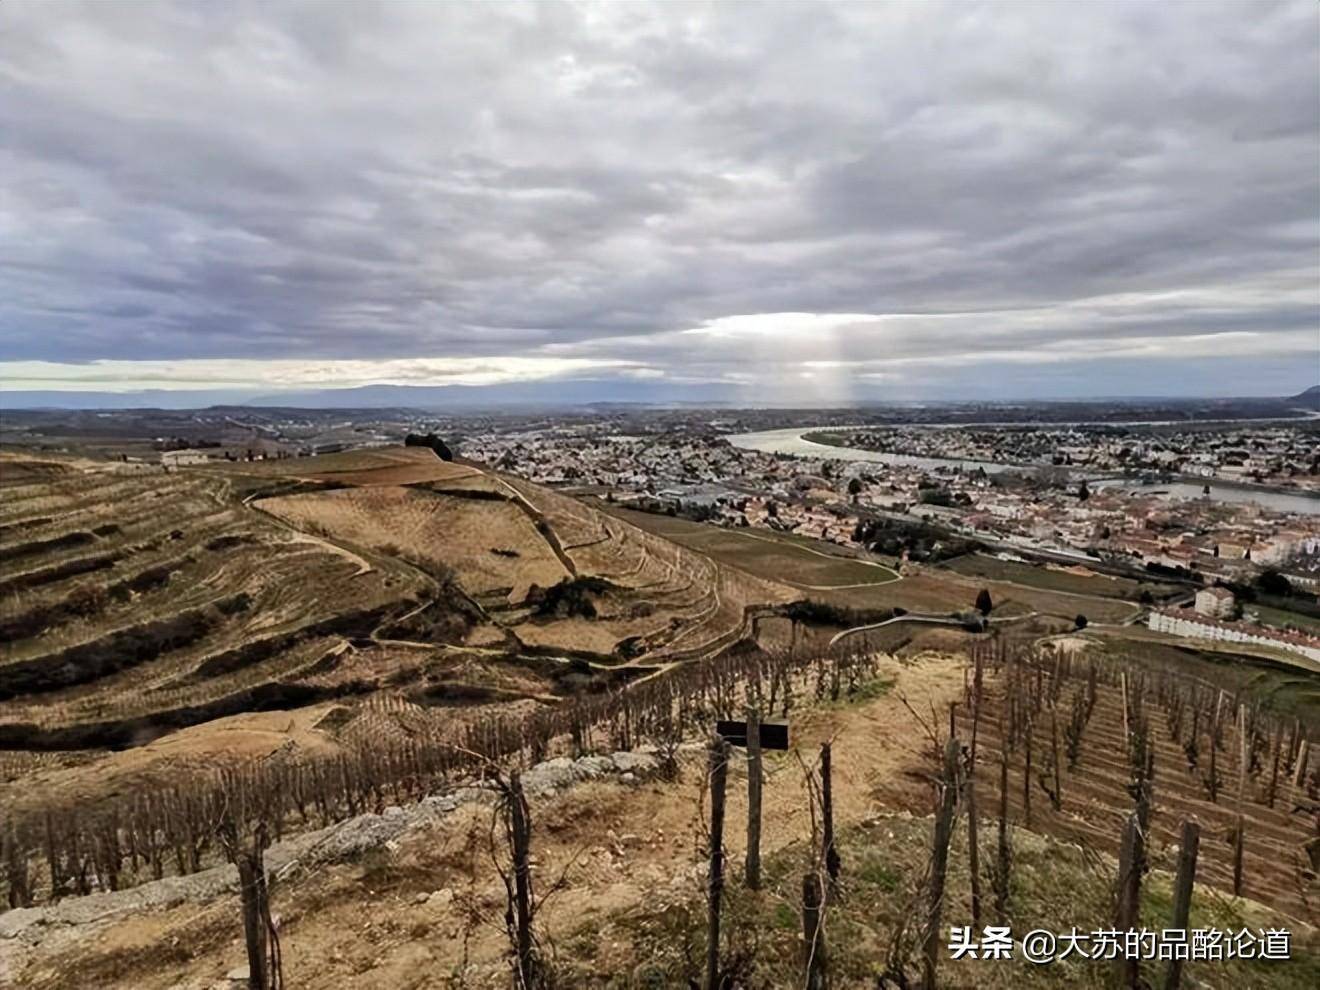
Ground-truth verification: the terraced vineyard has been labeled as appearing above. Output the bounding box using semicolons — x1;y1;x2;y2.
960;646;1320;924
0;456;429;756
0;446;798;830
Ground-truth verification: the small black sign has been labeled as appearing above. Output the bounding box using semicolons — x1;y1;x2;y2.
715;718;790;751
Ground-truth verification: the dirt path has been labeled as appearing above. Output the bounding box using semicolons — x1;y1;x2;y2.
487;475;578;578
829;610;1040;646
278;531;373;576
12;655;964;990
242;495;374;577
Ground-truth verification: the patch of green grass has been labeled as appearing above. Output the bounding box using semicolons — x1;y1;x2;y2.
772;901;798;930
821;675;895;709
852;675;895;702
943;552;1168;601
857;856;901;892
1253;604;1320;635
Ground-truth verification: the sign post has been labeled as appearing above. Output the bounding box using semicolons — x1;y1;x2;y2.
715;718;790;750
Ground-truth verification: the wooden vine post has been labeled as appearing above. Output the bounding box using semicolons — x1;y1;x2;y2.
967;649;985;929
1121;671;1130;747
1163;820;1200;990
1022;713;1033;828
1294;738;1310;809
923;737;961;990
1115;812;1143;990
745;707;762;891
1050;707;1063;810
821;741;840;892
995;717;1012;922
508;770;537;989
705;736;729;990
1267;723;1281;809
1233;705;1247;896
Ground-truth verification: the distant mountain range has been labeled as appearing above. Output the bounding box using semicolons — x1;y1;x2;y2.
0;380;739;411
2;380;1317;412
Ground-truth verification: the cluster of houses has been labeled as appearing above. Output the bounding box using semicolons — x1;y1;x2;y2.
820;424;1320;490
462;429;1320;589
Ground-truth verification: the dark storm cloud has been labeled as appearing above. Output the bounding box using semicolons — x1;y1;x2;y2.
0;0;1316;395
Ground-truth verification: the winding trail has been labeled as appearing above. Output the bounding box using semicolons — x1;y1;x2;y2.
828;609;1040;646
276;531;373;577
487;475;579;578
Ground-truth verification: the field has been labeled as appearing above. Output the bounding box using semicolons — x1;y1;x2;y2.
243;460;798;662
848;566;1142;623
1255;604;1320;636
603;506;899;588
945;551;1179;600
606;508;1145;627
0;454;440;815
257;485;570;600
0;462;423;725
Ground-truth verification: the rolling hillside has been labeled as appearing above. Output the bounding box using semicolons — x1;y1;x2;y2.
0;446;797;820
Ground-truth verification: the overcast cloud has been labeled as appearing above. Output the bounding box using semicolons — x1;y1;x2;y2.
1;0;1317;401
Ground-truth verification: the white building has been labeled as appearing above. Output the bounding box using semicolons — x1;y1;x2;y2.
1148;610;1320;664
1194;586;1236;619
160;449;212;466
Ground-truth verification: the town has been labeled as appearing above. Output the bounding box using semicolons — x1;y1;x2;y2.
456;415;1320;661
808;422;1320;489
458;420;1319;572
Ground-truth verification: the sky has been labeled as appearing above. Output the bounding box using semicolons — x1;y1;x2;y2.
1;0;1318;405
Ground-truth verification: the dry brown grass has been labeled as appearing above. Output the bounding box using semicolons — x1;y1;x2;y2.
257;486;569;597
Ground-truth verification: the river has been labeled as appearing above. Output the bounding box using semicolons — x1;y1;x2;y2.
727;426;1320;516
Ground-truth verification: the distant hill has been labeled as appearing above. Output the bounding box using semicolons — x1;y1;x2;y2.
0;379;739;411
5;381;1320;413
